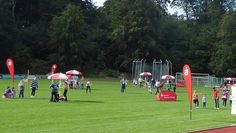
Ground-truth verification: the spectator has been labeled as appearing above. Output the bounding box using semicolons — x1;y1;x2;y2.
193;90;199;108
11;87;16;98
213;87;219;110
138;77;143;88
50;81;59;102
18;80;24;98
155;81;162;95
125;79;128;86
2;86;11;98
222;85;229;107
86;80;91;93
151;78;156;89
222;91;227;107
69;80;73;89
133;79;138;86
202;94;207;109
30;78;38;97
147;81;152;94
63;82;68;101
80;76;85;89
120;78;126;93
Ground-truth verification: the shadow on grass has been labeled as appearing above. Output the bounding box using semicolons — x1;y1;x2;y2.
23;97;49;100
68;100;104;104
127;92;144;94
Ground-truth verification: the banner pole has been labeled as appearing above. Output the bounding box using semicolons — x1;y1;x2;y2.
13;80;14;88
190;102;192;120
27;69;30;97
182;64;193;120
190;109;192;120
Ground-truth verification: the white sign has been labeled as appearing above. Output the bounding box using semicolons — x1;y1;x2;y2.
8;60;12;66
183;66;189;76
231;85;236;115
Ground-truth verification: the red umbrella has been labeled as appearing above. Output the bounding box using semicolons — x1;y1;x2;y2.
47;73;68;80
224;77;232;81
140;72;152;76
161;75;175;80
67;75;73;80
66;70;82;75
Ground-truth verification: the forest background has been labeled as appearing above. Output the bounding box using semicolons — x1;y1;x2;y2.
0;0;236;77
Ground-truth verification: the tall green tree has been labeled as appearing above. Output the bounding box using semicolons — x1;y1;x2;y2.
49;3;98;72
209;12;236;76
0;0;18;72
104;0;163;71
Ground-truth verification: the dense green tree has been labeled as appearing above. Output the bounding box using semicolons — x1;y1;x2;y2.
0;0;236;76
0;0;18;72
209;12;236;76
49;3;99;72
104;0;163;71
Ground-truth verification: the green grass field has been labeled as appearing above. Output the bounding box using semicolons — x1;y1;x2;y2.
0;79;235;133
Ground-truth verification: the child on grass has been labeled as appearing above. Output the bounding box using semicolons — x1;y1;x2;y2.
202;94;206;109
193;90;199;108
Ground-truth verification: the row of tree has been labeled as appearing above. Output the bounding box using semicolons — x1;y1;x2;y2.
0;0;236;76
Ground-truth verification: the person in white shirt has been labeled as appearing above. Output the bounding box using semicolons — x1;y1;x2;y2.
138;77;143;88
155;81;161;95
202;94;207;108
86;80;91;93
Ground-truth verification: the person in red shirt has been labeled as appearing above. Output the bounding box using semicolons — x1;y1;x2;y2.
213;87;219;109
193;90;199;108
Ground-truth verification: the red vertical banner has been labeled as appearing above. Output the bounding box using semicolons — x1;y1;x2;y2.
6;58;15;83
51;64;57;74
182;64;192;119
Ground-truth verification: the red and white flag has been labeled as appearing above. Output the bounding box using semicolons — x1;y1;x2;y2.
51;64;57;74
182;64;192;110
6;58;14;83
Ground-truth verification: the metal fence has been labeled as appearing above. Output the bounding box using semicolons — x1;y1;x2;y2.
175;72;224;87
0;74;46;80
132;59;172;81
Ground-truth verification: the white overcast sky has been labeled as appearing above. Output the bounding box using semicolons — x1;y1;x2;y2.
92;0;106;7
92;0;183;15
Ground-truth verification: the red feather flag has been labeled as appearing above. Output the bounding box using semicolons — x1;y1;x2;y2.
182;64;192;119
6;58;15;83
51;64;57;74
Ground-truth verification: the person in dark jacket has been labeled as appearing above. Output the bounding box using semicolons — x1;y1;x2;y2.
50;81;59;102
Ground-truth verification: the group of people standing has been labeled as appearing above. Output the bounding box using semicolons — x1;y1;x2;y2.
192;85;232;110
2;78;38;99
2;76;93;102
49;79;92;102
49;81;68;102
68;76;88;90
134;77;172;95
212;86;232;110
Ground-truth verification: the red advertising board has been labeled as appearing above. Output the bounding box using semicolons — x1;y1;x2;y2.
156;90;177;101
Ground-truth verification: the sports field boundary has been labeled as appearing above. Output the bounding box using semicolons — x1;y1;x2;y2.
181;124;236;133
